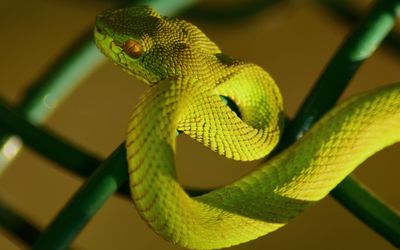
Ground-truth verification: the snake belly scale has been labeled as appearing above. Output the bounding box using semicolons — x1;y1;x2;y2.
94;6;400;249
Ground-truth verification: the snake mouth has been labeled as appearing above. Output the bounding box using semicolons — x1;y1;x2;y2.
94;26;105;41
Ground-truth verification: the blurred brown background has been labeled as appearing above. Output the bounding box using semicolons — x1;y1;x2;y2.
0;0;399;249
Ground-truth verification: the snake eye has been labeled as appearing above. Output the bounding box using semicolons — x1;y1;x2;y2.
123;39;143;59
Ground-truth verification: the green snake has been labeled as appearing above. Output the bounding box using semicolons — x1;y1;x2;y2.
94;6;400;249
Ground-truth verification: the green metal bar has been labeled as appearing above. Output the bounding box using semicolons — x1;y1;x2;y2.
0;0;196;174
17;32;104;125
0;96;135;197
331;176;400;247
1;0;198;248
0;89;192;199
320;0;400;56
0;98;100;176
32;143;127;250
281;0;400;144
30;2;198;249
0;0;198;176
0;31;104;173
276;0;400;246
0;199;40;246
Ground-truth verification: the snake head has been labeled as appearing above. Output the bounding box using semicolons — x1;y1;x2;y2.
94;6;221;86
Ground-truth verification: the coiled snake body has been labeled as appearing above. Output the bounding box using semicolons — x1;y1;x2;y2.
94;6;400;249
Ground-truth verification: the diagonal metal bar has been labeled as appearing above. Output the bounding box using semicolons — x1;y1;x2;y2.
32;143;127;250
320;0;400;56
0;98;100;175
0;199;41;246
0;0;200;174
29;1;198;249
276;0;400;247
331;176;400;247
281;0;400;144
0;31;104;173
0;199;82;250
0;97;135;196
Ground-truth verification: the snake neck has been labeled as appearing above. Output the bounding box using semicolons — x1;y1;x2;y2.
125;78;206;246
169;52;254;90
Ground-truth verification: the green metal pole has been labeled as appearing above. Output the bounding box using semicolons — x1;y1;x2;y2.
31;1;197;249
277;0;400;246
32;143;127;250
0;32;104;172
0;99;100;175
0;0;197;173
320;0;400;56
331;176;400;247
0;199;41;246
281;0;400;143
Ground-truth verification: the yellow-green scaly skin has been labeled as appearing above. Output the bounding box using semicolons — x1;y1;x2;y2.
94;6;400;249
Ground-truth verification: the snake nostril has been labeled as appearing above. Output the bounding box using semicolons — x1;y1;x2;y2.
220;96;241;118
